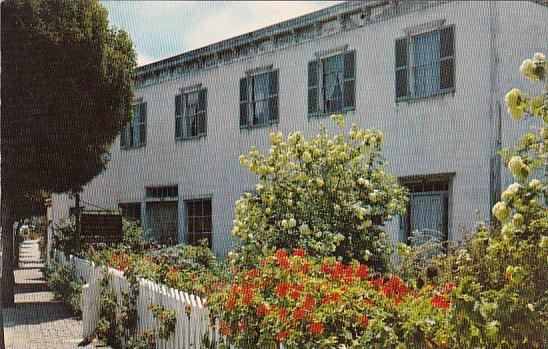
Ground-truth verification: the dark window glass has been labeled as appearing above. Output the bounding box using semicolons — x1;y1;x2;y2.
440;26;454;58
395;38;408;68
440;58;455;90
396;69;408;98
186;199;212;249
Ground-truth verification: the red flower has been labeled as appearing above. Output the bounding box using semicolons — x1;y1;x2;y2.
293;248;306;257
308;321;324;336
226;298;236;310
290;290;302;300
301;263;311;274
321;264;331;274
370;277;384;288
431;295;451;309
246;268;259;279
504;272;512;281
256;303;269;317
302;294;316;310
276;249;288;258
277;282;291;298
275;330;290;341
277;307;288;320
356;264;369;280
321;292;341;305
358;315;369;327
293;308;306;320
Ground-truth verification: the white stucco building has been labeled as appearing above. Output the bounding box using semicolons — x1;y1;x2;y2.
52;1;548;257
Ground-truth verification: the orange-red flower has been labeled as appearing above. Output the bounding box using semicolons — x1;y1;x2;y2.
356;264;369;279
431;295;451;309
308;321;324;336
277;282;291;298
302;293;316;310
321;292;341;305
358;315;369;327
226;298;236;310
275;330;290;341
293;248;306;257
293;308;306;320
256;303;270;317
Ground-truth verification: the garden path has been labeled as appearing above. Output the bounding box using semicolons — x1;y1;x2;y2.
2;240;98;349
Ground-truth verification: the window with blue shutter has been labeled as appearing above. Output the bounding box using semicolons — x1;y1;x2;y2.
240;69;279;128
176;88;207;140
396;25;455;102
121;101;147;150
309;50;356;117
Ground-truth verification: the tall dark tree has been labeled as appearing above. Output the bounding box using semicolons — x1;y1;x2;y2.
1;0;136;306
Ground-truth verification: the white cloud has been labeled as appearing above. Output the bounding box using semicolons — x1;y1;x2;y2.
136;53;156;67
183;1;343;51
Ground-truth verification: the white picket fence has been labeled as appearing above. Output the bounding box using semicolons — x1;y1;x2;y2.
53;249;221;348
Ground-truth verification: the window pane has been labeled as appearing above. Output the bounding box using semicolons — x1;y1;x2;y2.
187;201;196;217
188;217;196;233
139;124;146;145
344;51;355;80
252;73;269;101
198;89;207;112
203;218;212;233
440;59;454;90
396;69;408;98
322;55;344;113
252;100;269;126
185;91;199;116
414;63;440;97
203;199;212;216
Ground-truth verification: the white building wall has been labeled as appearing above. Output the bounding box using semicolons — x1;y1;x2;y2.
52;1;547;257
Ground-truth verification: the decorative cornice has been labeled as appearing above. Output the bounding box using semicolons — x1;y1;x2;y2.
134;1;454;89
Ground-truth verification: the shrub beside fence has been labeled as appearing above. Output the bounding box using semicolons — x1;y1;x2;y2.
53;249;219;348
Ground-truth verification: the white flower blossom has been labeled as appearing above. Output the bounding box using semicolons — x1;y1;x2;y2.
492;201;511;222
501;183;520;200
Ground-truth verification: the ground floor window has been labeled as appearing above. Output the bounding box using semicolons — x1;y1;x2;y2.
185;199;212;248
400;175;451;244
119;203;141;225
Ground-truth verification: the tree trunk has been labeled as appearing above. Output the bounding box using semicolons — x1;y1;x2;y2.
1;193;16;308
75;192;81;253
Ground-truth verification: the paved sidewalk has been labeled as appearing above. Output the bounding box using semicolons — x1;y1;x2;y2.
2;240;93;349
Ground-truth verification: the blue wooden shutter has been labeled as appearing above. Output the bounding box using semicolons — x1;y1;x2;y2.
439;26;455;91
395;37;409;101
175;94;182;139
268;70;278;123
239;77;248;127
198;89;207;135
139;102;147;146
308;60;319;115
343;50;356;110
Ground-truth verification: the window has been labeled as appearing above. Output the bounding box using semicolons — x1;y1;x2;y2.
186;199;212;248
308;50;355;116
240;69;278;128
400;176;451;244
119;203;141;225
121;102;147;149
395;26;455;101
175;88;207;139
146;186;178;199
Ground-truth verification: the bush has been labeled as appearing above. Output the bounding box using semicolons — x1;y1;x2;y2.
232;115;408;272
45;264;83;317
208;248;457;348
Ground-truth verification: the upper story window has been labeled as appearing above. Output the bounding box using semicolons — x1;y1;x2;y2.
175;88;207;140
308;50;355;117
240;69;279;128
121;101;147;149
395;26;455;102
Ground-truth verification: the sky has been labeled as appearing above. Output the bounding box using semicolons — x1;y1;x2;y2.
102;1;343;67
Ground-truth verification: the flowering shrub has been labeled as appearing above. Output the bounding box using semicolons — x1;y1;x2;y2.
232;115;408;271
149;303;176;340
208;249;457;348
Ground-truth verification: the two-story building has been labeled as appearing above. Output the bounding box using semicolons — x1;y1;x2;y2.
52;0;548;257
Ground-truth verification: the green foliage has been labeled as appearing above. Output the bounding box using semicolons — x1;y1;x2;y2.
126;331;156;349
207;249;457;348
149;303;176;340
232;115;408;272
45;264;83;317
1;0;136;195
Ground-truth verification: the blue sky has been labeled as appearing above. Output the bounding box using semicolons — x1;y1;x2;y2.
102;1;343;66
